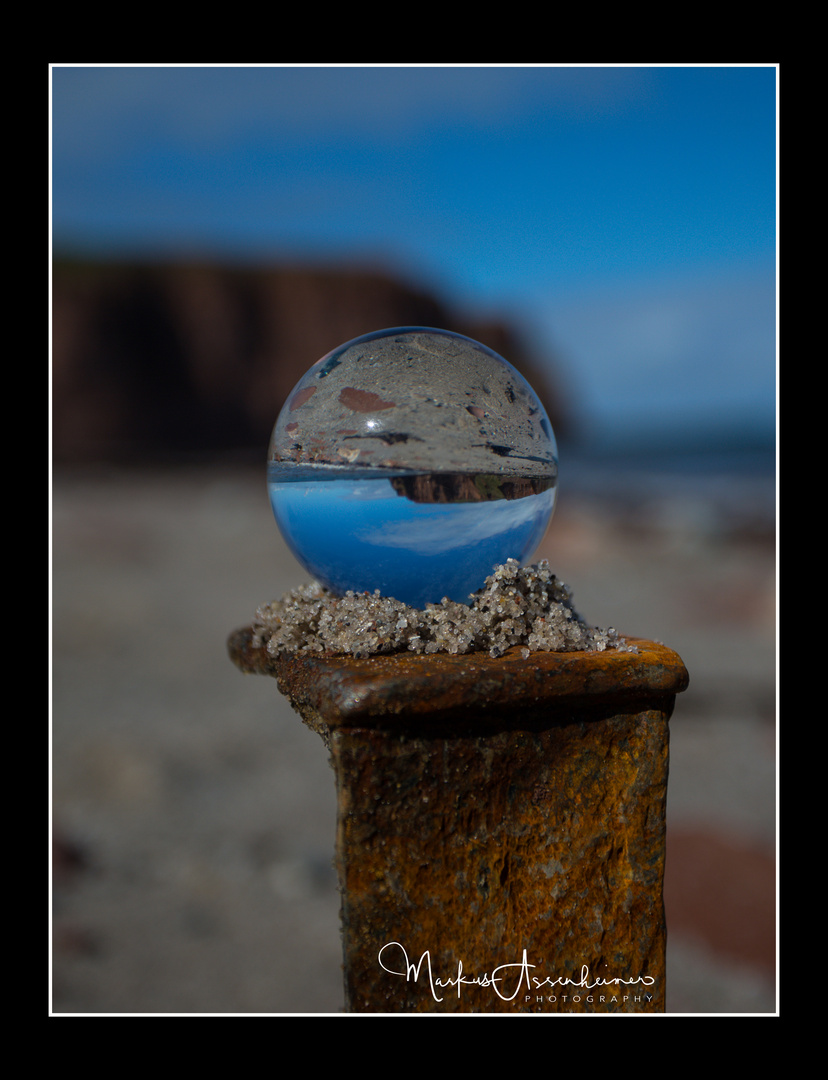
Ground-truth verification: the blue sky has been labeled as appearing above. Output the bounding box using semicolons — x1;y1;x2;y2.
50;64;777;448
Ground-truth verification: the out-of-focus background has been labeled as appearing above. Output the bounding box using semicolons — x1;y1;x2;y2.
51;64;777;1015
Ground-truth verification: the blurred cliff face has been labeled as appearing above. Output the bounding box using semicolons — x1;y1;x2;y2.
52;259;569;466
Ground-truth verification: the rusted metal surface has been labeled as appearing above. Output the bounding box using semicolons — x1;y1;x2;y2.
228;632;688;1013
228;631;686;729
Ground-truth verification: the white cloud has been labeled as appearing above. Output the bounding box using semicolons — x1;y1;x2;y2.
358;491;555;554
51;65;655;156
532;265;776;437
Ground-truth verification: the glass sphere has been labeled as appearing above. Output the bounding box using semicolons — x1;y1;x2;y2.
268;327;558;608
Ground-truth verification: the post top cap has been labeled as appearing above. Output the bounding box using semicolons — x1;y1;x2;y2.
228;629;688;731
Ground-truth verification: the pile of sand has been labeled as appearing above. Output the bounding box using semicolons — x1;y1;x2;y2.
251;558;636;660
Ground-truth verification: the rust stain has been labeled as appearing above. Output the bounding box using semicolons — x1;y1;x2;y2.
289;385;317;410
338;387;396;412
333;705;670;1013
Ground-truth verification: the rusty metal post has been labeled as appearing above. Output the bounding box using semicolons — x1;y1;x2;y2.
228;632;688;1014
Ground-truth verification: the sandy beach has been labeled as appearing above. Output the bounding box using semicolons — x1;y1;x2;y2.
51;465;777;1014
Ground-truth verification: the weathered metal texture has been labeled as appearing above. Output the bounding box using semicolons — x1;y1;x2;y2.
228;633;688;1013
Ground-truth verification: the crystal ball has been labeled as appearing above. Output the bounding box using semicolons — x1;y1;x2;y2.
268;327;558;608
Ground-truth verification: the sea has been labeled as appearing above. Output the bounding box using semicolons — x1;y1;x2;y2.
559;429;776;541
